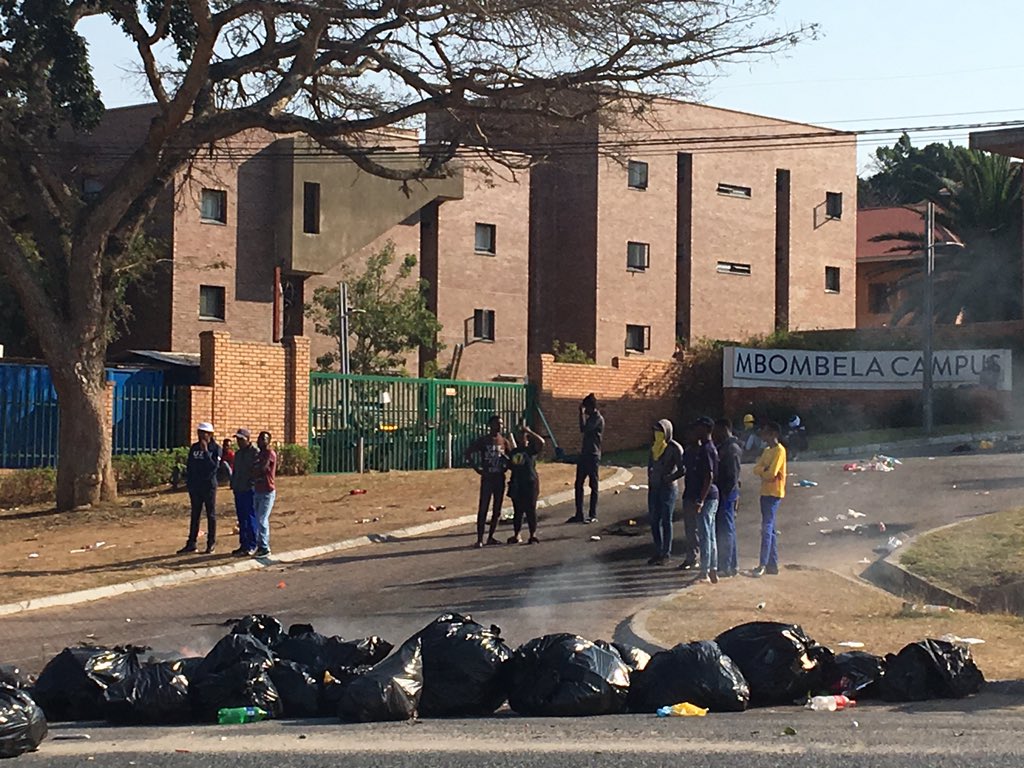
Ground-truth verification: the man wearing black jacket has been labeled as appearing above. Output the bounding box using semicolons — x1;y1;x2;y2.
568;393;604;524
713;418;743;577
178;422;221;555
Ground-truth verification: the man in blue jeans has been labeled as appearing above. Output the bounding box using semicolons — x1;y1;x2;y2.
688;417;720;584
712;418;742;577
752;421;787;577
252;430;277;557
646;419;685;565
229;428;259;556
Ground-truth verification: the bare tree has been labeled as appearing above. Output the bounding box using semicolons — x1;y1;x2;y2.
0;0;810;510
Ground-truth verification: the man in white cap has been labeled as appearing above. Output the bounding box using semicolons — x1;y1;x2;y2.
178;422;222;555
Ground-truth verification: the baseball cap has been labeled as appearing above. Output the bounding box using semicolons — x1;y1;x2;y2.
197;422;214;433
743;413;755;425
235;428;251;440
695;416;714;428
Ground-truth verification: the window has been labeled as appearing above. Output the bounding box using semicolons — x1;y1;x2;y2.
302;182;321;234
626;241;650;271
625;324;650;354
200;188;227;223
825;266;841;293
717;183;752;199
474;223;497;255
868;283;889;314
627;160;649;190
716;261;752;276
473;308;495;341
825;191;844;220
199;285;226;321
82;177;103;201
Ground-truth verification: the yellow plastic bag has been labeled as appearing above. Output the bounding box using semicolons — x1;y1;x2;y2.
656;702;708;717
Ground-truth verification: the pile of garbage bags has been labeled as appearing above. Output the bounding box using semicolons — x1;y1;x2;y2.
0;614;987;756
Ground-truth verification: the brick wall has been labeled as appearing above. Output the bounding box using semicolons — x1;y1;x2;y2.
532;353;686;453
186;331;310;443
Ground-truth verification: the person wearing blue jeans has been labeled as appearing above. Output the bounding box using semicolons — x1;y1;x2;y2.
252;430;278;557
689;417;720;583
752;422;787;577
646;419;686;565
712;418;743;577
759;496;782;572
229;428;259;556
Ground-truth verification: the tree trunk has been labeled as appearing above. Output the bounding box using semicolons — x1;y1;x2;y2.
52;364;117;511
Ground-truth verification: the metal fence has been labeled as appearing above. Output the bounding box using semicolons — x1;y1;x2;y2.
310;372;530;473
111;384;182;455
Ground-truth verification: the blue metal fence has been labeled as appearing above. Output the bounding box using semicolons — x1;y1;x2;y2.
0;363;183;468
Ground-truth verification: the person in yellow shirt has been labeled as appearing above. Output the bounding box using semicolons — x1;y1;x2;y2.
751;421;786;577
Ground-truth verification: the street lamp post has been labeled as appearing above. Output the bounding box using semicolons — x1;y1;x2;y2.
922;201;936;434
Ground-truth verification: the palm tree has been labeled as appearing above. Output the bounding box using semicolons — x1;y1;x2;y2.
871;149;1022;325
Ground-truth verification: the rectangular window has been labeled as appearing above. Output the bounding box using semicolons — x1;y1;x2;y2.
868;282;889;314
627;160;649;190
302;181;321;234
717;183;752;199
826;191;844;219
200;188;227;224
825;266;841;293
716;261;752;276
625;324;650;353
626;241;650;271
474;223;497;255
199;285;226;321
473;308;495;341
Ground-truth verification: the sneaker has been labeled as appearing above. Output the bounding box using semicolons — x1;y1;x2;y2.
751;566;766;578
473;541;484;549
253;548;271;557
697;573;712;584
527;536;540;544
205;545;216;555
485;537;501;546
588;516;598;525
566;516;586;524
677;561;697;571
720;569;736;579
646;556;661;565
765;565;780;575
176;544;197;555
709;570;719;584
507;534;522;545
230;547;248;556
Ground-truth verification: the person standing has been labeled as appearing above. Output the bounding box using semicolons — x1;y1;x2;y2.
685;417;720;583
178;422;221;555
712;418;743;577
252;430;277;557
506;424;545;545
568;393;603;524
464;415;511;548
218;438;234;487
752;421;787;577
230;428;259;557
646;419;686;566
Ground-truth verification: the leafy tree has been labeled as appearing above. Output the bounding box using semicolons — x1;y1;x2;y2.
0;0;808;509
859;133;963;207
306;242;442;375
551;340;595;365
871;149;1022;324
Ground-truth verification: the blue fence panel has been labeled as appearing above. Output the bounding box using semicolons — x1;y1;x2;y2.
0;364;59;468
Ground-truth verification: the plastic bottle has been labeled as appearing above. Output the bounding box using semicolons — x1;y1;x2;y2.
656;702;708;717
806;695;855;712
217;706;269;724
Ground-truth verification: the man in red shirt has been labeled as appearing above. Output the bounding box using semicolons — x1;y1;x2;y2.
253;430;277;557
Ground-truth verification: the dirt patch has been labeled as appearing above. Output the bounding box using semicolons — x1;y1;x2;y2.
643;566;1024;681
1;464;614;604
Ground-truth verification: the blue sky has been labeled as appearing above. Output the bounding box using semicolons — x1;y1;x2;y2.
80;0;1024;174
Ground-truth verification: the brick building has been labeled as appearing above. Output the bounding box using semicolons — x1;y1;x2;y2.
449;96;858;365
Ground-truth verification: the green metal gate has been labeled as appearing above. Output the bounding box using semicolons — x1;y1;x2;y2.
309;372;530;473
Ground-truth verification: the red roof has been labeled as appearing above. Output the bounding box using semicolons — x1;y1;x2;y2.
857;206;958;262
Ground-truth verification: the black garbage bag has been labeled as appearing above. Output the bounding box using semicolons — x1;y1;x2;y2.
319;666;371;716
33;646;143;722
103;661;192;725
823;652;886;698
0;685;47;759
628;640;749;713
506;634;631;717
0;665;34;690
715;622;833;707
410;613;512;717
275;631;392;676
337;639;423;722
879;639;984;702
190;634;282;722
594;641;651;673
269;662;321;718
230;614;286;648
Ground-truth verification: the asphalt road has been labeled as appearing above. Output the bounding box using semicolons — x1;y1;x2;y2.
3;451;1023;674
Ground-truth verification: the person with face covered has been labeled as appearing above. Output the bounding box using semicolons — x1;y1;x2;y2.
646;419;686;566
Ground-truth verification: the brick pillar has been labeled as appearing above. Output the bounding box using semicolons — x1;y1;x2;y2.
186;386;214;439
283;336;311;444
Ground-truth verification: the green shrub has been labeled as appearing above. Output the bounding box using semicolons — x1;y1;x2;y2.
0;468;57;506
276;443;321;475
551;340;595;365
112;447;189;491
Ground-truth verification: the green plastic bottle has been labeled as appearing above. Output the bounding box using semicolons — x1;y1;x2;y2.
217;706;268;724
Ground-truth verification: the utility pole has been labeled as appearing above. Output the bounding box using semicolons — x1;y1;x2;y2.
339;281;351;375
922;201;935;434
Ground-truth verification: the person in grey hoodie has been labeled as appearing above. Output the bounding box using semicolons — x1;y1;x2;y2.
647;419;687;565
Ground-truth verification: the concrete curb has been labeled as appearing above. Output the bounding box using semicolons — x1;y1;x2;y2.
801;428;1023;461
0;467;633;618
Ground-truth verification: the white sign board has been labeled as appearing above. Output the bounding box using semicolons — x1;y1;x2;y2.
723;347;1012;391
